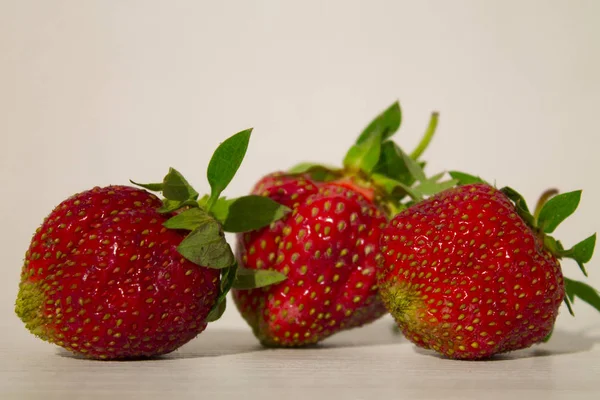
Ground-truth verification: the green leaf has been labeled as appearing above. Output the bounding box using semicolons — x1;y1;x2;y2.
563;233;596;277
563;277;600;315
206;297;227;322
537;190;582;234
500;187;535;227
162;168;199;201
371;173;422;201
222;195;291;233
129;180;163;192
542;327;554;343
156;198;198;214
163;207;212;231
373;141;415;185
207;262;239;322
288;163;342;182
563;296;575;316
232;267;287;290
448;171;487;186
355;101;401;145
177;218;234;269
416;178;458;196
543;235;565;259
343;130;383;174
210;197;236;223
206;128;252;209
399;147;426;182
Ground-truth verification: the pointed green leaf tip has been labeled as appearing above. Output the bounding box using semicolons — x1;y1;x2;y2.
563;233;596;277
221;195;291;233
129;180;163;192
343;130;383;174
232;267;287;290
537;190;582;234
343;101;401;175
206;128;252;210
355;101;402;145
162;167;199;201
564;277;600;315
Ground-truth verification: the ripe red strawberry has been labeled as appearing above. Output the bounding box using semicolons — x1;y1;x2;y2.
378;180;599;360
231;102;455;346
233;173;388;346
16;186;221;359
15;129;289;360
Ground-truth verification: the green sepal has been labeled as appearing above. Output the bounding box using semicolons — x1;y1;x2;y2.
163;207;212;231
563;277;600;315
543;235;566;259
129;180;163;192
414;172;458;196
157;198;199;214
561;233;596;277
537;190;582;234
500;187;535;227
288;163;343;182
448;171;487;186
176;218;234;269
343;130;383;174
161;167;199;201
221;195;291;233
206;262;238;322
206;297;227;322
371;173;422;201
542;327;554;343
399;146;426;183
209;197;236;223
206;128;253;210
355;101;401;145
232;267;288;290
372;141;416;186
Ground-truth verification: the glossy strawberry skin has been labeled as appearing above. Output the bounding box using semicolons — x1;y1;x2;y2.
16;186;220;360
377;183;564;359
232;172;388;346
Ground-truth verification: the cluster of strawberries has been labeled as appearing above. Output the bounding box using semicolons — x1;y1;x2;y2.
16;102;598;360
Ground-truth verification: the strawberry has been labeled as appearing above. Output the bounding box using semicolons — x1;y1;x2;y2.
232;102;456;346
378;177;599;360
15;129;288;360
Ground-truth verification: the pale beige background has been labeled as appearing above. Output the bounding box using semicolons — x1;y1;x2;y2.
1;2;600;397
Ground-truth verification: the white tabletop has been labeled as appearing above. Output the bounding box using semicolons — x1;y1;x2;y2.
2;315;599;400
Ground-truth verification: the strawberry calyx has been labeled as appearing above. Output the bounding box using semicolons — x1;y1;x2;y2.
131;128;289;322
449;171;600;319
287;101;457;217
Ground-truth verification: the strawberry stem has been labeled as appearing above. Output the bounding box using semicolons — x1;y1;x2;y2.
533;188;559;225
409;112;439;160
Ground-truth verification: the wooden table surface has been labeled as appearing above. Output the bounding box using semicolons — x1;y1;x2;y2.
2;316;599;400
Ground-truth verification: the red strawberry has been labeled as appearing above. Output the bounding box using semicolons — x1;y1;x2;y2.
16;186;220;359
378;179;598;360
16;129;289;360
233;173;388;345
231;102;454;346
